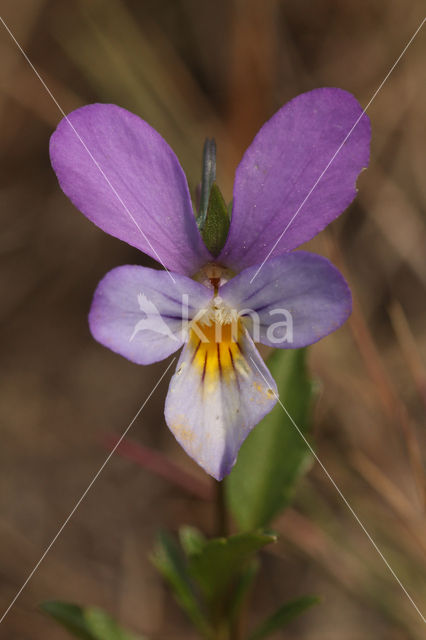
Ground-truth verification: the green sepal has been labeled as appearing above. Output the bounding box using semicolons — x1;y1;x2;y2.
201;183;230;256
226;348;314;531
248;596;319;640
227;199;233;218
40;601;145;640
197;138;216;229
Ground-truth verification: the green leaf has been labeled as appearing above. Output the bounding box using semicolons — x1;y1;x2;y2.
201;183;230;256
151;531;212;637
179;526;207;557
248;596;319;640
188;531;276;605
40;601;145;640
227;558;259;625
226;349;313;530
41;602;92;640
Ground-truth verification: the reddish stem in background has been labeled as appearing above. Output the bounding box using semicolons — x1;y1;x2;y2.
103;434;214;502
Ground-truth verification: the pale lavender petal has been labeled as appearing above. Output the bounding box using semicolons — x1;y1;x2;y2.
89;265;212;365
218;88;370;271
165;327;277;480
50;104;212;275
220;251;352;348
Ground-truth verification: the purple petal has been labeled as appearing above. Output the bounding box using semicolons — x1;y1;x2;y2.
50;104;212;275
165;327;277;480
218;88;371;271
220;251;352;348
89;265;212;365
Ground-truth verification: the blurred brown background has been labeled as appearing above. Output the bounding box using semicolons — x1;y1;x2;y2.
0;0;425;638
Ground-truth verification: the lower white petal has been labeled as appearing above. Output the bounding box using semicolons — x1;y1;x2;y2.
164;323;277;480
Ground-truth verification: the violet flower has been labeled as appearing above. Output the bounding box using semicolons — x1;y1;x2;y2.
50;88;370;480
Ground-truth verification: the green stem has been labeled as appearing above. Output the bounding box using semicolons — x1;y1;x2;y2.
213;484;233;640
214;480;229;538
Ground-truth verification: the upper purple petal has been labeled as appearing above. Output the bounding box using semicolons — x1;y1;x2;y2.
219;251;352;348
217;88;371;271
89;264;212;365
50;104;212;275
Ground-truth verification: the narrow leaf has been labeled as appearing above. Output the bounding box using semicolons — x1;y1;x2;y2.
226;349;313;531
227;558;259;625
248;596;319;640
41;602;93;640
40;601;144;640
179;526;207;557
151;531;212;637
